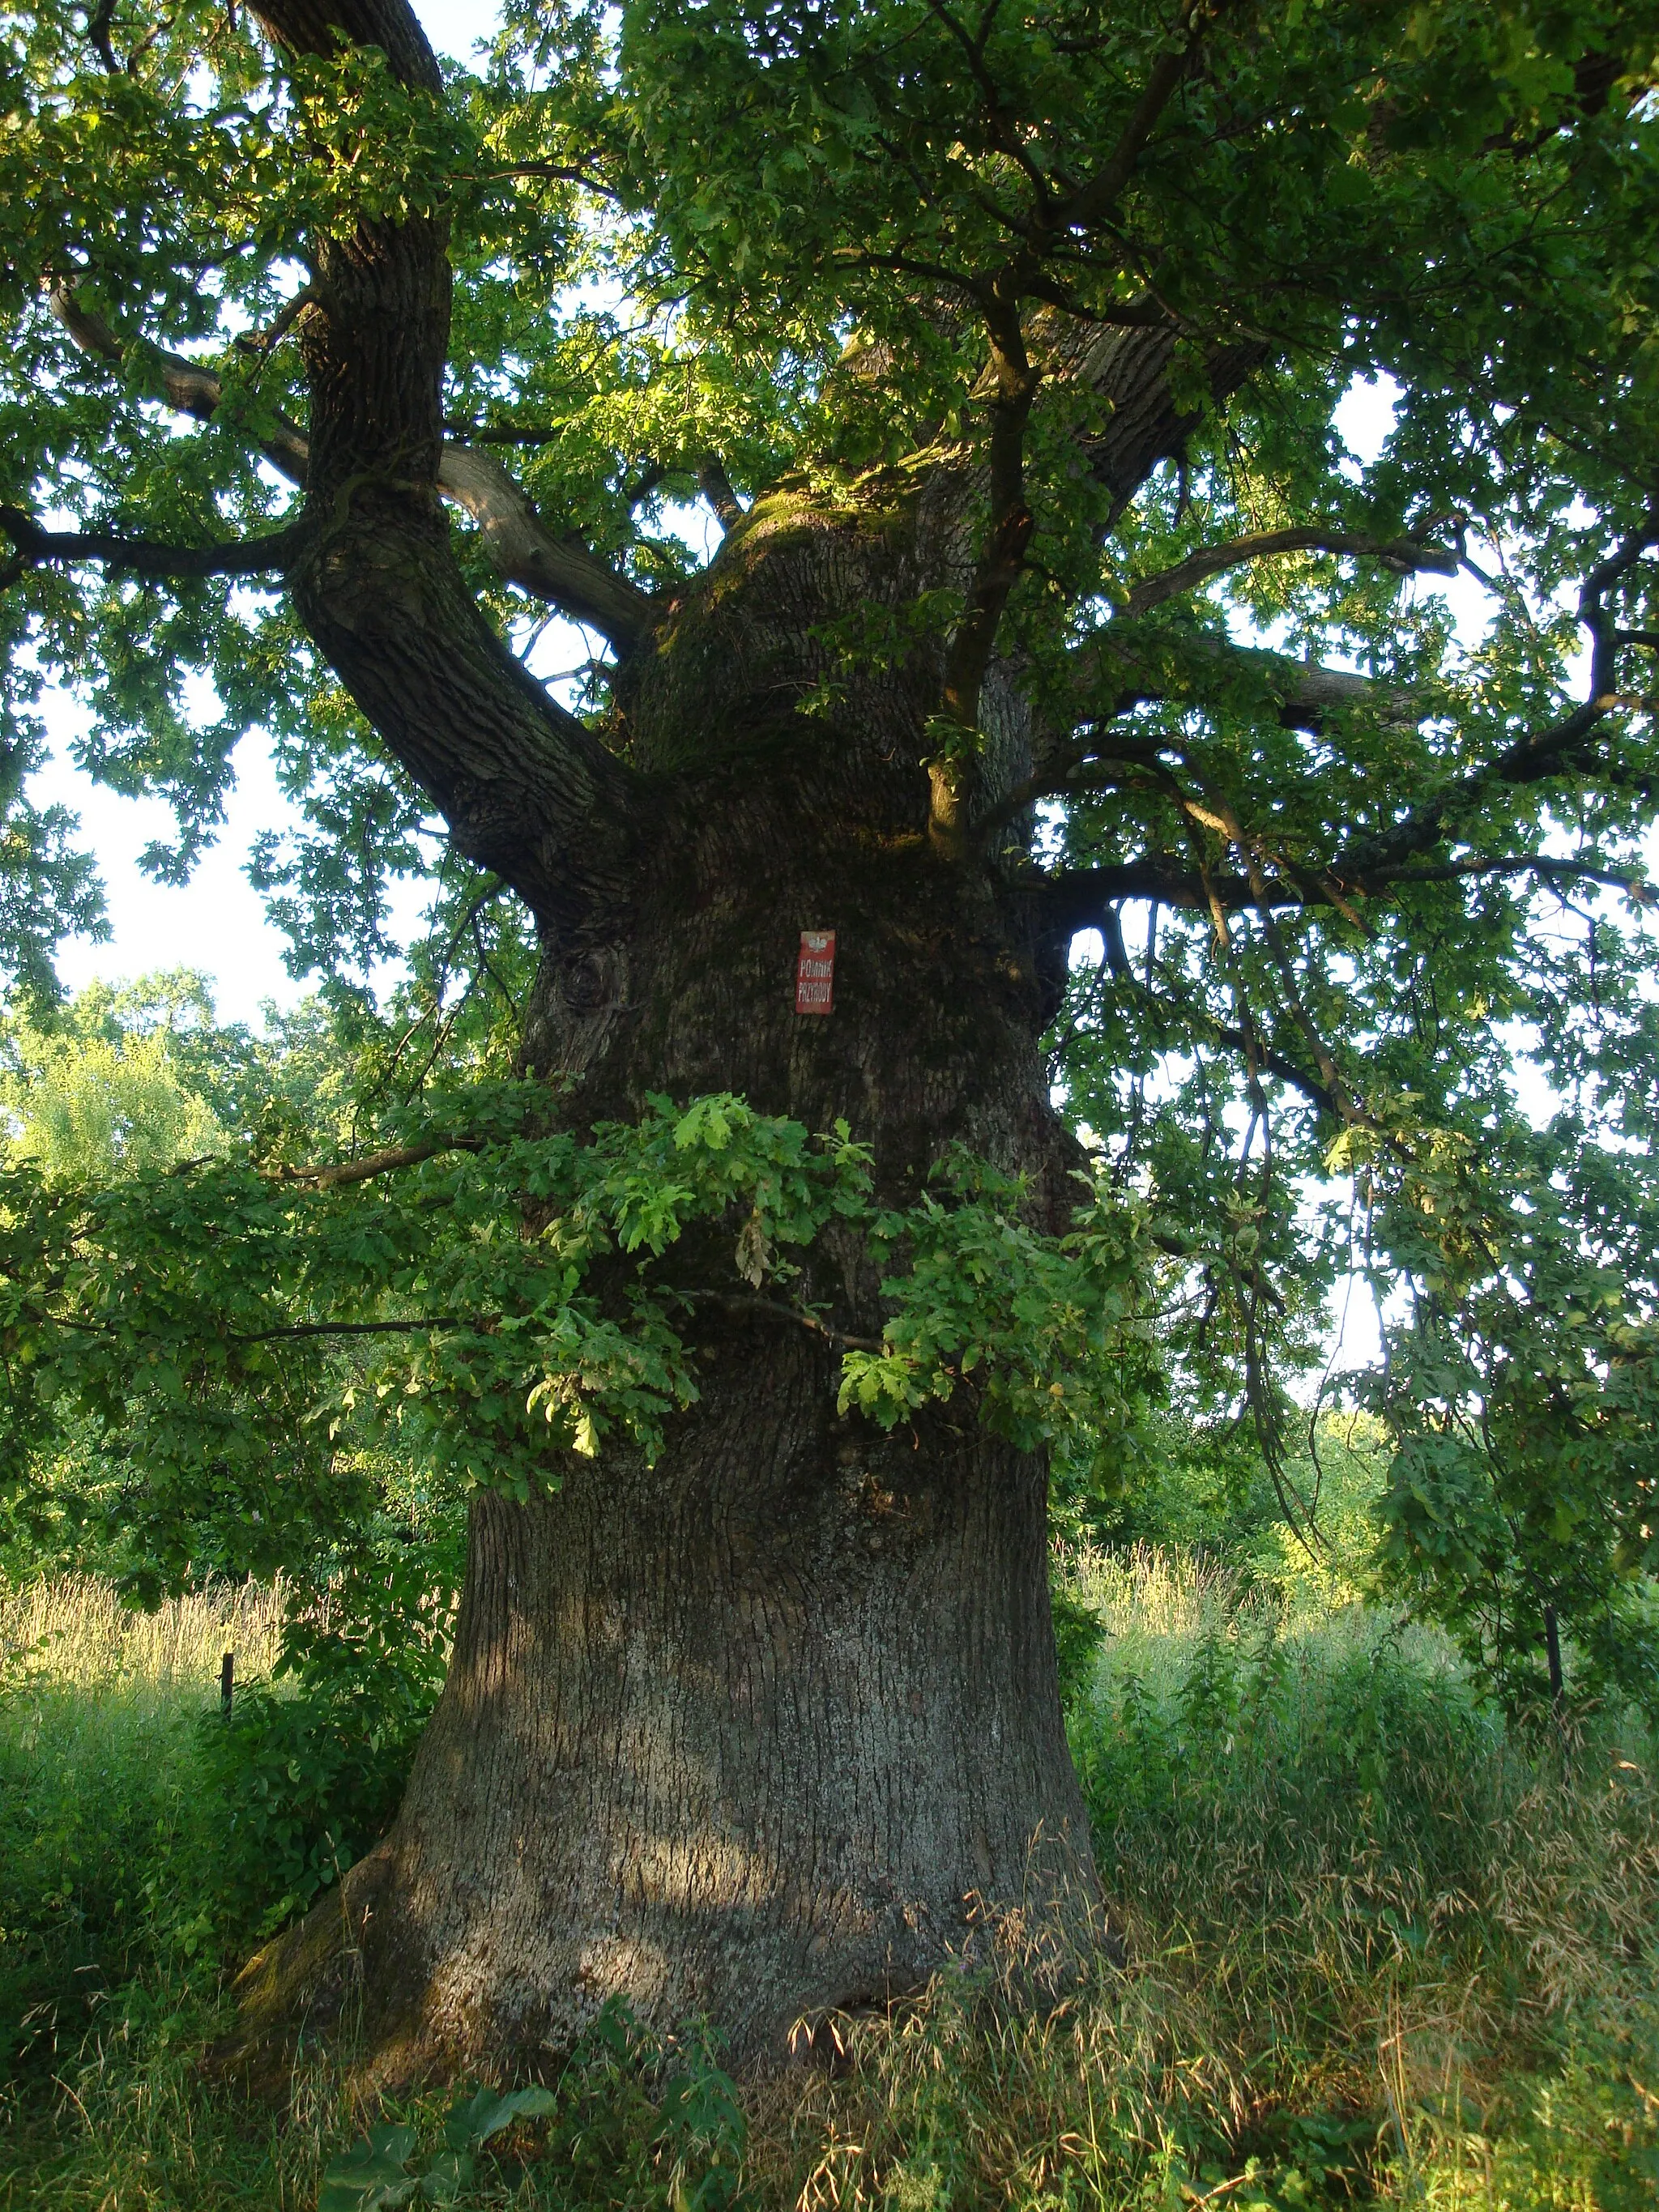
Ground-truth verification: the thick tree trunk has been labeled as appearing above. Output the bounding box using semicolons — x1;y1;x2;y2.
228;492;1104;2079
239;1387;1089;2074
225;0;1251;2086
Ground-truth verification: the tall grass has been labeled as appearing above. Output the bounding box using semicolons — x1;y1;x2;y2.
0;1573;286;1695
748;1552;1659;2209
2;1557;1656;2210
0;1576;286;2091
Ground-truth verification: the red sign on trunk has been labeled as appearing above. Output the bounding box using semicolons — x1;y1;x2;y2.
795;929;836;1014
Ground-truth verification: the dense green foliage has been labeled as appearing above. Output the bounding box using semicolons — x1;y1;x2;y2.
1;0;1657;1709
1;1045;1159;1583
194;1537;454;1934
6;938;1658;1724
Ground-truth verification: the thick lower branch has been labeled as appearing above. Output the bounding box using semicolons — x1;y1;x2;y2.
0;505;307;582
285;509;645;928
433;448;655;649
1045;318;1270;516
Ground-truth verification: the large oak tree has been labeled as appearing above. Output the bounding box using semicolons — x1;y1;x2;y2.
3;0;1659;2074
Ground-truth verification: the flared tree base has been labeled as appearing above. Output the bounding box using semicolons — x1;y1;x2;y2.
220;1354;1101;2086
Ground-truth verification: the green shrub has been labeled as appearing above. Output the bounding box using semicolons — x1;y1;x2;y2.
317;2004;751;2212
194;1550;450;1936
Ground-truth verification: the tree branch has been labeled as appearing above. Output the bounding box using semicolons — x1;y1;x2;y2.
1040;850;1653;931
677;1289;883;1354
0;505;308;584
49;281;656;653
49;280;311;483
86;0;117;70
1041;858;1222;920
1064;623;1422;742
697;458;744;535
933;280;1042;848
1041;314;1271;518
1122;526;1461;618
442;417;561;446
1068;896;1341;1116
922;0;1060;218
1264;654;1415;733
975;731;1169;842
1048;0;1210;237
1329;510;1659;883
271;1134;484;1191
230;1315;472;1344
234;0;649;931
435;446;654;649
234;283;322;358
1382;856;1655;899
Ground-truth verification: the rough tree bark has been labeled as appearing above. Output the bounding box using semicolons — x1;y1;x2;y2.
232;473;1108;2077
223;0;1258;2079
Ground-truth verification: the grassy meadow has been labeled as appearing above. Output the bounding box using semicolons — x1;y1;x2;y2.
1;1557;1656;2211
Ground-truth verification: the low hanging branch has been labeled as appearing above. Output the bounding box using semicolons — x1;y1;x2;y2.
271;1133;486;1191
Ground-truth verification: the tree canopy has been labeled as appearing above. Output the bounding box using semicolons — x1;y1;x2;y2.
2;0;1659;1722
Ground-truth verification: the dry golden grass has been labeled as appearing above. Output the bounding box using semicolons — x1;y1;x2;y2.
740;1755;1659;2208
0;1571;287;1698
740;1554;1659;2210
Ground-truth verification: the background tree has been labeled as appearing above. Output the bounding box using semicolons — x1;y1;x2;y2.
2;0;1658;2075
1;973;232;1180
